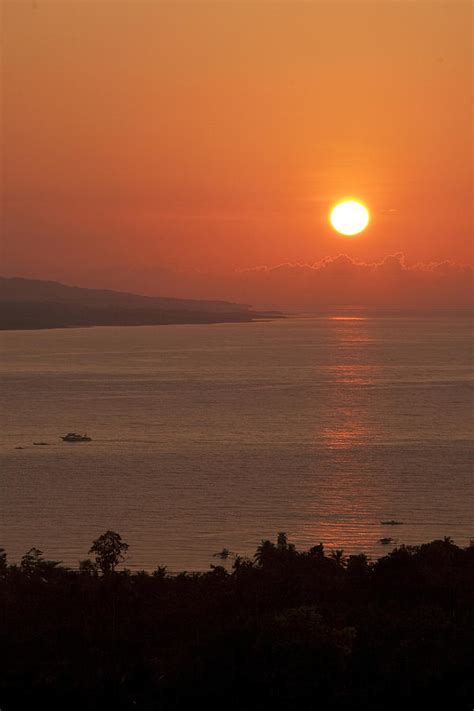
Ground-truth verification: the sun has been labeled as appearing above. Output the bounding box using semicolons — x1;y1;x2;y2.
330;200;370;236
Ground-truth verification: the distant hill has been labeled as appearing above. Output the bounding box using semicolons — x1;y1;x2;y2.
0;277;280;330
0;277;251;312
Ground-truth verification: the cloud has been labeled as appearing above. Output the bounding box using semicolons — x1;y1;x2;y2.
232;254;473;307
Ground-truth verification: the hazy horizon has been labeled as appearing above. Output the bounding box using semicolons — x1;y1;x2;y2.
3;251;473;310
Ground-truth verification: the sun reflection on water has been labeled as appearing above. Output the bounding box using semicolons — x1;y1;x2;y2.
321;417;372;450
303;314;388;553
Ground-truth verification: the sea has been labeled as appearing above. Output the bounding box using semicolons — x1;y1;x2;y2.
1;311;472;571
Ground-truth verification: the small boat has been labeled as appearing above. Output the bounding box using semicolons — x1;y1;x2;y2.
379;537;395;545
381;520;403;526
61;433;92;442
33;442;49;446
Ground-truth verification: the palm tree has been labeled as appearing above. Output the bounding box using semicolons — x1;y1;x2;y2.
254;539;276;567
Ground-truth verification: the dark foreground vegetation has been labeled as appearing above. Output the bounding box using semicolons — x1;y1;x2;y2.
1;532;473;710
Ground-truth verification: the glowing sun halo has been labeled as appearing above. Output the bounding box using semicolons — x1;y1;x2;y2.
330;200;370;236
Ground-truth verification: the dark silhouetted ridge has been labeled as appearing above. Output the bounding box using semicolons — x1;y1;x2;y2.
0;277;281;329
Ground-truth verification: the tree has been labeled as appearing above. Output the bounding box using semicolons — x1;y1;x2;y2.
346;553;369;578
254;539;276;567
232;555;253;574
0;548;7;577
20;548;61;577
78;558;98;576
153;565;167;580
308;542;325;559
330;549;346;566
88;530;129;575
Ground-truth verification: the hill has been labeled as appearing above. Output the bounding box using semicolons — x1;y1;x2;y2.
0;277;278;329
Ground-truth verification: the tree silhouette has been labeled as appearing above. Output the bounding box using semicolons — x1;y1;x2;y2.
330;549;346;566
254;539;276;567
88;530;129;575
308;542;325;558
1;535;473;707
20;548;61;576
153;565;167;579
78;558;98;576
0;548;7;577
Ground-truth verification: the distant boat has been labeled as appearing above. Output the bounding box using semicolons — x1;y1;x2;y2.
61;433;92;442
33;442;49;446
381;520;403;526
379;537;395;545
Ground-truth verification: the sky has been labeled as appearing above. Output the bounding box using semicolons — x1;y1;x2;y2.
2;0;473;306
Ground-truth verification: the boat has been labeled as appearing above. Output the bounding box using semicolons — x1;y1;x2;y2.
381;520;403;526
61;433;92;442
33;442;49;446
379;537;395;545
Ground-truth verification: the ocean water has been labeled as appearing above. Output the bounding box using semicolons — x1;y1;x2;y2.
0;312;472;571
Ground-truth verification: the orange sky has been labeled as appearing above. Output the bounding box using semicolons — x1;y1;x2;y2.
2;0;473;300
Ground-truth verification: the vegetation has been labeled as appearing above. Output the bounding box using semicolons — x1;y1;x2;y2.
87;530;129;575
0;533;473;709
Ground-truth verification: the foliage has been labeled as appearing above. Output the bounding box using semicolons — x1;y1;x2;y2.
0;548;7;577
88;530;129;575
0;533;473;709
19;548;61;577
